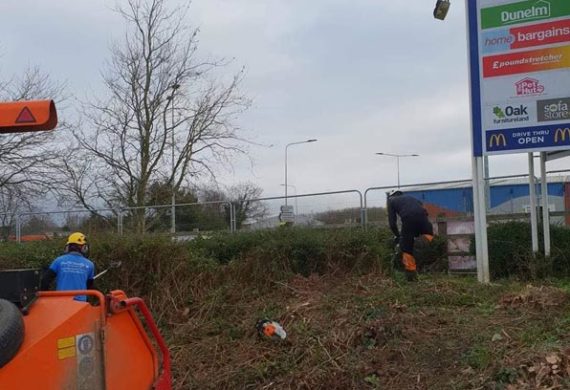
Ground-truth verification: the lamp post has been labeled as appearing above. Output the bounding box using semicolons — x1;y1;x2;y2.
285;139;317;205
375;152;419;188
170;83;180;234
433;0;451;20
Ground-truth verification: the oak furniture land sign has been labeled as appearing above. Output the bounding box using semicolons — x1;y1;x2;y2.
467;0;570;156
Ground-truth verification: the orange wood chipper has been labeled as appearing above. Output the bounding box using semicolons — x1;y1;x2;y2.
0;269;172;389
0;100;171;389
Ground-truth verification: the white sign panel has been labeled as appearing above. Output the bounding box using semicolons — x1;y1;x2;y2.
467;0;570;156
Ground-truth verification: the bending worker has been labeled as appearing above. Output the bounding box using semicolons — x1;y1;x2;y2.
40;232;95;301
387;190;434;281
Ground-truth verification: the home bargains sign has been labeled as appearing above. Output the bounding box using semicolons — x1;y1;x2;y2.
467;0;570;156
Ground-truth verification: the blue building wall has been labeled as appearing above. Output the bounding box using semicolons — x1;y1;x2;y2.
406;183;565;214
407;188;473;213
490;183;564;208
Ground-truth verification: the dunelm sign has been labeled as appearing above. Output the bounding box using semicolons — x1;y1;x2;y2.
502;3;550;24
481;0;570;30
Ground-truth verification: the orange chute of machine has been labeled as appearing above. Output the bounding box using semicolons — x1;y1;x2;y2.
0;289;172;390
0;100;58;133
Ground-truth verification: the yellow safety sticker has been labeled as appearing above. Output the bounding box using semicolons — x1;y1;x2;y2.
57;336;76;349
58;346;76;360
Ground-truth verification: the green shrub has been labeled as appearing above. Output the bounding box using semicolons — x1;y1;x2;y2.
487;222;534;279
0;227;448;285
0;240;61;269
190;230;269;264
193;227;393;279
550;226;570;276
484;221;570;279
0;228;396;296
415;234;448;272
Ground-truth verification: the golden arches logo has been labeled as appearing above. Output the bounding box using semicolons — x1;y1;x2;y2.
488;133;507;148
554;128;570;143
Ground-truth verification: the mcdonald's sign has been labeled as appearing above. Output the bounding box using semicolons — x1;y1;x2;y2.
0;100;57;134
554;128;570;143
488;133;507;148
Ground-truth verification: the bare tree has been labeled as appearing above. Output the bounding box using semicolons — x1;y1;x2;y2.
0;67;67;219
227;182;267;228
0;187;31;240
200;182;266;229
55;0;249;232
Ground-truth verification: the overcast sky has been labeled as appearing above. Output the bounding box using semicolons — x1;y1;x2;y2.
1;0;568;208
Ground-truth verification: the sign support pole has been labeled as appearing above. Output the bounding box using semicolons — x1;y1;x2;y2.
477;157;490;283
472;156;483;282
540;152;551;256
466;0;489;284
472;156;490;283
528;153;539;254
484;155;490;211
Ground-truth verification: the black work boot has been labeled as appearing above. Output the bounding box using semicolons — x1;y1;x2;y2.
405;270;418;282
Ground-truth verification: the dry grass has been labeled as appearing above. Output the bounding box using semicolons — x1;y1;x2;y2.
125;261;570;389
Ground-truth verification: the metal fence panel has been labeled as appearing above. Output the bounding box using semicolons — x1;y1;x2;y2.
235;190;364;231
4;173;569;246
16;209;119;242
121;201;232;236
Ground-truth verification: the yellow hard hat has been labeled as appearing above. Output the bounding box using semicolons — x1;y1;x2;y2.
66;232;87;246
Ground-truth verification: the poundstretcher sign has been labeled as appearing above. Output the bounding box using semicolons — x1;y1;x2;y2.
467;0;570;155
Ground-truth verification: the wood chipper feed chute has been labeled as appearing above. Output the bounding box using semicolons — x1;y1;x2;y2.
0;289;172;390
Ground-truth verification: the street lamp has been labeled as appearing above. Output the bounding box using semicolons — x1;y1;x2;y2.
375;152;419;188
433;0;451;20
280;184;298;215
169;83;180;234
285;139;317;206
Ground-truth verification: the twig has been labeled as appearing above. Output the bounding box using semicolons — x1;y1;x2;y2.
272;280;302;294
316;337;343;371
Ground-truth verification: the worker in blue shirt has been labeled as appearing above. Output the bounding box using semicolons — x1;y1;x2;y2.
40;232;95;301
